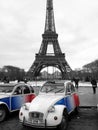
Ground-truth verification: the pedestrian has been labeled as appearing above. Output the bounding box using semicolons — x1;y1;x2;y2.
91;78;97;94
73;77;79;90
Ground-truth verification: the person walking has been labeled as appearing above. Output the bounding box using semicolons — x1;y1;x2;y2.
91;78;97;94
73;77;79;90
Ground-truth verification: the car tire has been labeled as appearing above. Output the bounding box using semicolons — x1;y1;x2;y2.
0;106;7;122
57;110;68;130
75;106;79;115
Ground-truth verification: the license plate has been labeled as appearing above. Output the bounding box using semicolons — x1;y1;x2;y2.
33;120;38;124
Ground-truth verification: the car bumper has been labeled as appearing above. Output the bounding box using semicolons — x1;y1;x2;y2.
20;118;57;128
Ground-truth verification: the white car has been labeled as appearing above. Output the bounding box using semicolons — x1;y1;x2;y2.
19;81;80;130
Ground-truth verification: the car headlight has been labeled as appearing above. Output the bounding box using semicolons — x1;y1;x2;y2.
23;103;30;110
48;106;55;113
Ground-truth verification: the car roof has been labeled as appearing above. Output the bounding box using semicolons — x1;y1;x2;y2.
0;82;29;88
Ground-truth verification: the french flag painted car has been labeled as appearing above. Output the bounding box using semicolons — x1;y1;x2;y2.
19;81;80;130
0;83;36;122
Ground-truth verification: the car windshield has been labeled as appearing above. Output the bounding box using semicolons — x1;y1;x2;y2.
40;83;64;93
0;84;15;93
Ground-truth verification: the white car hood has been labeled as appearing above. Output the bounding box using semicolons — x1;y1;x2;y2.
29;93;64;113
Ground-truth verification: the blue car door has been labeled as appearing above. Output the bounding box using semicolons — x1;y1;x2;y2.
11;85;23;111
65;83;74;113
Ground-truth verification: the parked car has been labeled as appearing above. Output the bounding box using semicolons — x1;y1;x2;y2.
19;81;80;130
0;83;36;122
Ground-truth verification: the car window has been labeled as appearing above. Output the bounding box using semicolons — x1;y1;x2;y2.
0;86;13;93
71;84;75;93
0;84;15;93
23;85;30;94
66;83;75;94
30;86;34;93
66;83;71;94
41;83;64;93
14;86;22;95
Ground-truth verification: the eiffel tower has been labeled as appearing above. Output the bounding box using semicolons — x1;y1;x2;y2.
28;0;72;79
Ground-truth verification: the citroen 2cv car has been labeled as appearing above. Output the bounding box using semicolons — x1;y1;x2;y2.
19;81;80;130
0;83;35;122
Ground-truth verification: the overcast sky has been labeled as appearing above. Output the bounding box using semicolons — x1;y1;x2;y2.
0;0;98;71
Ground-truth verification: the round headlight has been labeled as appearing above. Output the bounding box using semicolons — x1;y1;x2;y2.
48;106;55;113
23;104;29;110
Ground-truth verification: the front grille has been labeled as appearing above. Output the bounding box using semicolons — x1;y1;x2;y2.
29;112;44;120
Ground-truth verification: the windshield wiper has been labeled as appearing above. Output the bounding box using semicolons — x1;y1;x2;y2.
55;88;64;93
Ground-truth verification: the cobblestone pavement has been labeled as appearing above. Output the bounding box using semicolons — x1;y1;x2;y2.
0;108;98;130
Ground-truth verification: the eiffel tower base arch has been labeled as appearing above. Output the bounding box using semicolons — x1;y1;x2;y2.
27;54;71;80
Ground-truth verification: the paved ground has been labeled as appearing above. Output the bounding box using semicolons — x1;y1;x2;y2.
78;86;98;106
0;107;98;130
68;107;98;130
0;85;98;130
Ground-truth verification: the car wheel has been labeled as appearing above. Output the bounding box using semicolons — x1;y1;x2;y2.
0;106;7;122
75;106;79;115
57;110;68;130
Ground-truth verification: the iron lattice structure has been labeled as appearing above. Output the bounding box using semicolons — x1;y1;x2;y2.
28;0;72;79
